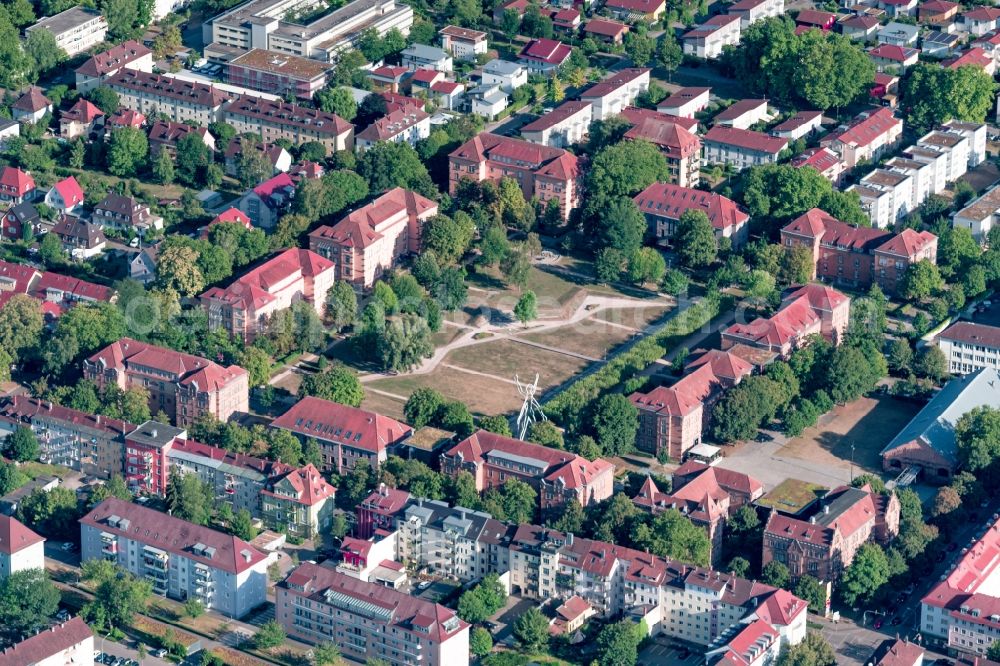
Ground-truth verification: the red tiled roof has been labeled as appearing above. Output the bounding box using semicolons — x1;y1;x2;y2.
796;9;836;24
451;133;579;181
201;248;333;310
630;363;720;417
13;87;50;113
584;17;629;37
544;455;613;489
0;514;43;555
522;101;592;133
109;70;230;109
605;0;664;12
108;109;145;128
704;125;788;154
634;182;748;232
622;106;698;132
222;97;352;136
369;65;409;80
723;619;778;664
673;460;764;496
869;44;919;61
826;108;900;148
263;462;336;506
52;176;84;207
841;14;881;28
213;207;252;227
791;147;843;173
685;349;754;383
35;271;113;302
431;80;463;94
309;187;436;250
271;396;412;455
920;0;957;13
944;47;993;70
253;173;295;198
874;639;925;666
87;337;247;391
357;106;430;142
963;6;1000;21
0;395;133;438
657;87;710;111
381;92;426;114
783;208;890;250
447;429;577;468
360;485;411;513
519;38;573;65
876;227;937;257
0;167;35;197
148;120;211;146
772;110;822;133
410;68;443;85
62;98;104;123
581;68;650;100
75;40;151;77
0;617;92;666
624;116;700;158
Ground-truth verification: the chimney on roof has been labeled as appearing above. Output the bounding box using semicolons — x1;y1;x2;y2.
151;428;157;438
567;532;573;545
823;505;830;514
809;516;816;524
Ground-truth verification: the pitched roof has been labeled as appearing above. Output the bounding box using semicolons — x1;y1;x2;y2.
963;6;1000;20
35;271;113;302
796;8;836;24
252;172;295;199
52;177;84;208
673;460;764;497
270;396;412;454
450;133;578;179
263;462;336;506
630;363;721;417
624;115;700;158
685;349;754;383
0;395;133;438
581;68;649;99
944;47;993;70
771;110;822;133
584;17;629;37
940;321;1000;349
62;98;104;124
791;147;843;173
921;0;958;12
621;106;699;132
605;0;664;11
12;87;50;113
356;106;430;142
86;337;248;391
869;44;920;61
222;96;353;136
107;109;145;128
309;187;437;250
634;182;748;232
0;167;35;196
875;228;937;256
826;108;900;148
108;70;230;108
714;99;767;122
704;125;788;154
75;39;151;77
0;514;43;554
841;14;881;28
782;208;890;250
519;38;573;65
81;498;267;573
201;248;333;310
148;120;211;146
0;617;92;666
52;216;105;247
521;100;592;133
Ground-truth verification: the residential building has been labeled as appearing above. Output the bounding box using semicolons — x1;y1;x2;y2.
308;187;437;288
223;138;292;179
12;87;52;124
772;111;823;140
714;99;768;130
441;430;614;515
520;100;593;148
944;46;996;74
870;72;900;107
868;639;925;666
368;65;409;92
201;248;335;343
518;38;573;74
840;14;881;41
428;79;465;110
124;420;183;495
583;18;630;43
208;0;414;63
276;564;469;666
550;596;596;635
26;7;107;56
83;338;249;427
954;183;1000;239
702;126;788;170
938;322;1000;375
796;9;837;29
0;617;92;666
620;108;701;187
356;106;431;152
147;120;216;157
270;396;412;474
922;30;961;56
634;182;748;246
579;68;650;121
822;108;902;169
1;202;41;241
705;619;782;666
45;177;84;215
481;59;527;93
920;0;959;25
236;172;297;230
881;367;1000;482
657;87;710;118
869;44;920;71
59;99;104;140
878;21;920;44
222;97;354;153
469;86;508;120
107;70;231;124
0;167;35;204
449;133;579;222
780;208;937;294
81;498;268;618
130;246;158;285
401;44;453;72
227;49;331;100
0;514;44;578
682;14;741;59
439;25;488;60
603;0;666;21
551;8;581;32
673;459;765;509
0;121;18;152
52;216;106;260
879;0;919;17
93;193;163;231
728;0;784;27
722;284;851;356
356;484;411;539
850;168;915;229
962;6;1000;35
75;40;153;93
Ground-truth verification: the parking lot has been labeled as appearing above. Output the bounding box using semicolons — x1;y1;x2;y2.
639;637;703;666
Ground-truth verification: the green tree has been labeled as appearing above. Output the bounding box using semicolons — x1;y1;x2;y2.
156;245;205;297
632;509;711;566
329;513;349;541
513;607;549;652
528;420;564;449
886;339;913;375
175;132;211;186
404;388;444;428
587;140;669;203
624;30;654;66
86;568;152;630
782;245;815;285
229;508;257;541
107;127;148;177
513;290;538;326
956;405;1000;471
316;86;357;120
987;640;1000;662
326;281;358;331
589;393;638;456
627;247;667;285
595;621;642;666
152;147;174;184
89;475;132;507
358;141;434;197
314;643;342;666
674;210;718;268
902;62;997;134
254;620;286;649
794;575;827;613
298;366;364;406
4;425;38;462
24;28;65;76
16;486;80;538
434;267;468;311
777;632;836;666
761;560;790;588
728;557;750;578
0;568;60;643
900;259;943;301
478;415;511;436
657;34;682;77
840;543;889;606
914;346;948;382
470;627;493;658
184;599;205;618
376;315;433;372
166;470;214;525
595;247;625;283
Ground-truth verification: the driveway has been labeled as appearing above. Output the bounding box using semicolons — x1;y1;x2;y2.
492;597;538;646
638;637;703;666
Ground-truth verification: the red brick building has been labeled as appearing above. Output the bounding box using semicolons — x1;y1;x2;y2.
634;182;750;248
448;133;579;222
780;208;938;294
124;420;184;494
620;108;701;187
441;430;614;515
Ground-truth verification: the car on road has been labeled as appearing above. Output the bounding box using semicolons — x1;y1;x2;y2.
754;432;773;443
152;649;168;659
94;653;105;663
61;542;76;551
484;621;500;634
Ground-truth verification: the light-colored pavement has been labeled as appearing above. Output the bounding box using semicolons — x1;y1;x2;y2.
714;434;855;491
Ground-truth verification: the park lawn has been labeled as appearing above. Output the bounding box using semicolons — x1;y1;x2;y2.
592;305;672;329
368;365;524;416
361;389;407;421
19;462;74;480
447;339;590;391
468;266;586;317
432;325;466;348
520;319;636;360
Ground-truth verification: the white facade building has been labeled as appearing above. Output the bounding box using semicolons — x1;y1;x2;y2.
579;68;650;121
0;514;44;579
481;59;527;92
26;7;107;57
938;322;1000;374
0;618;93;666
520;100;593;148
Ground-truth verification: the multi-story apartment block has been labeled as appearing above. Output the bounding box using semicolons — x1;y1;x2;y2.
270;396;412;474
355;106;431;152
954;182;1000;240
938;322;1000;375
75;40;153;93
579;68;650;121
0;617;93;666
276;564;469;666
201;248;336;343
520;100;592;149
261;462;336;539
0;397;131;478
439;25;488;60
356;484;411;538
209;0;414;62
728;0;784;26
714;99;769;130
81;498;268;618
634;182;749;247
851;168;915;229
621;109;701;187
682;14;741;59
83;338;249;428
703;126;788;170
657;86;711;118
630;349;754;461
449;133;579;222
227;49;331;100
822;108;902;169
124;420;185;495
222;97;354;153
0;514;44;578
26;7;107;57
93;193;163;231
441;430;614;516
780;208;938;294
722;284;850;357
633;475;729;564
308;187;436;289
107;71;231;125
762;485;900;583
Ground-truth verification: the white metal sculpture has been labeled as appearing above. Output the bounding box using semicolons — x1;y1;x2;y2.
515;373;546;440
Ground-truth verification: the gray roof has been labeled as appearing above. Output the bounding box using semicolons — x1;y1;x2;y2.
878;21;920;39
483;59;523;76
27;6;102;35
880;367;1000;463
399;498;496;540
402;44;449;60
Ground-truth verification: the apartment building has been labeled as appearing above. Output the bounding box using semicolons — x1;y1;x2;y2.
83;338;249;427
728;0;784;26
938;322;1000;375
579;68;651;121
721;284;851;356
222;97;354;153
441;430;614;515
276;564;469;666
621;109;701;187
869;44;920;71
657;86;710;118
107;71;231;125
0;396;131;479
630;349;753;461
308;187;437;289
955;183;1000;239
0;514;44;578
822;108;902;169
270;396;412;474
674;460;765;509
780;208;938;294
355;106;431;152
634;182;749;247
762;485;900;582
481;59;527;93
771;110;822;141
850;168;914;229
26;7;107;57
703;126;788;170
439;25;488;60
520;100;592;148
356;484;411;539
81;498;268;618
209;0;414;62
148;121;216;157
632;474;729;564
714;99;769;130
0;618;93;666
75;40;153;93
93;193;163;231
449;133;579;222
227;49;331;100
236;173;296;230
201;248;336;343
682;14;741;59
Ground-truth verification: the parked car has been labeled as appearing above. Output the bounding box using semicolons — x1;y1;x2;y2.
152;649;167;659
416;580;432;591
